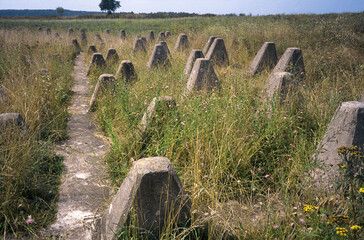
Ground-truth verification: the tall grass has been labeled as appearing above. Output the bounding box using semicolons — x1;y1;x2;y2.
0;28;74;236
1;12;363;239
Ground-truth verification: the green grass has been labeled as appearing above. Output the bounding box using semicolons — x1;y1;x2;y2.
0;28;75;236
1;12;363;239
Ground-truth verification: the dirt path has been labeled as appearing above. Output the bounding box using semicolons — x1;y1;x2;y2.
46;53;110;239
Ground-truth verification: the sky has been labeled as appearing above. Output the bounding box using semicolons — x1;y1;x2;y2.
0;0;363;15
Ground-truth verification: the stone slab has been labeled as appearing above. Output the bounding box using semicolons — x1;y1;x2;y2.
247;42;278;75
98;157;190;240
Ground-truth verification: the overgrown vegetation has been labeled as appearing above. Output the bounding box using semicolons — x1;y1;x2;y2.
0;12;363;239
0;29;74;236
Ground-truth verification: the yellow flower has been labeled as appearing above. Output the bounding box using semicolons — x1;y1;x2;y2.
359;188;364;193
351;225;362;231
303;204;318;213
341;165;347;169
336;227;348;237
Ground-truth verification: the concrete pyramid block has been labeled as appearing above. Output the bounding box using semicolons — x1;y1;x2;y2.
186;58;220;93
67;28;73;36
312;101;364;190
156;32;165;42
86;53;106;76
165;31;171;38
173;33;189;53
205;38;229;67
140;96;176;132
147;44;170;69
359;91;364;102
45;27;51;35
79;31;87;46
247;42;278;75
160;41;171;57
265;72;295;101
0;113;26;130
94;33;103;42
105;48;119;63
119;29;126;40
132;37;147;54
98;157;190;240
203;36;217;55
147;30;155;42
183;49;204;78
70;38;81;54
87;45;97;55
0;86;4;103
89;74;116;111
272;47;305;79
115;60;138;83
104;29;110;35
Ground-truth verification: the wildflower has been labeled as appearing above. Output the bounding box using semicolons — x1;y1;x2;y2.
26;216;35;224
297;116;303;119
290;222;295;227
350;225;361;231
203;175;208;178
315;168;321;173
181;121;186;126
359;188;364;193
264;174;270;178
341;165;346;169
330;215;350;224
303;205;318;213
299;218;305;224
273;225;279;230
283;117;287;120
165;85;169;89
336;227;348;237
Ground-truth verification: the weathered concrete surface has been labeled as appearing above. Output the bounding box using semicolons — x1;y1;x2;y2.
0;113;25;129
89;74;116;112
86;53;106;76
105;48;119;64
87;45;97;55
186;58;219;93
173;33;189;53
45;27;51;35
119;30;126;40
265;72;294;101
140;96;176;132
205;38;229;67
312;101;364;191
156;32;165;42
115;60;138;83
46;53;110;239
94;34;103;42
97;157;190;240
79;31;87;46
71;39;81;54
183;50;204;78
203;36;217;55
165;31;171;38
247;42;277;75
147;44;170;69
147;30;155;42
132;37;147;54
68;28;74;36
272;47;305;78
160;41;171;57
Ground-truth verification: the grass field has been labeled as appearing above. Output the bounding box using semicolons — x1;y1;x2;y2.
0;12;363;239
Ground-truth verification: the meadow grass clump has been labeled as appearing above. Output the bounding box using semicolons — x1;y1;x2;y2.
0;28;74;236
1;12;363;239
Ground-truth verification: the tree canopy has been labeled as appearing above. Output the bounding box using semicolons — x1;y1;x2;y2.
99;0;121;14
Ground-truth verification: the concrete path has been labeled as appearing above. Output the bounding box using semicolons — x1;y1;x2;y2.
46;53;110;239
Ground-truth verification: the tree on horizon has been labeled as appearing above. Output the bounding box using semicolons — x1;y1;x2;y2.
56;7;64;17
99;0;121;15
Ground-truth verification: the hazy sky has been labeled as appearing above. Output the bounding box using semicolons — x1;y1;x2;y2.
0;0;363;15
